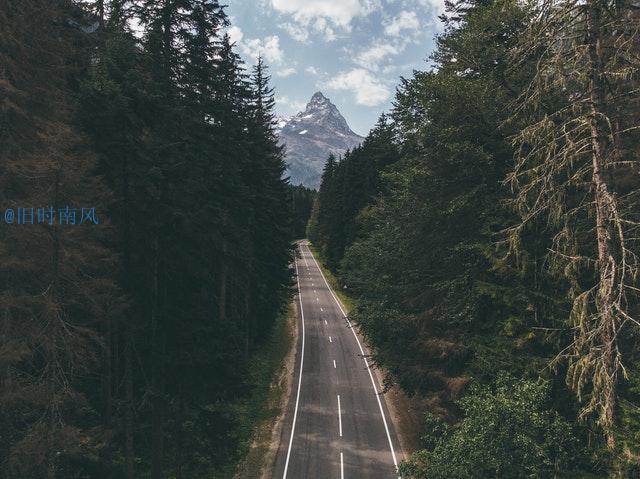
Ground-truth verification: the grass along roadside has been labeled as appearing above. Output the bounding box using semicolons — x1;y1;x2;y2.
306;242;356;313
232;303;296;478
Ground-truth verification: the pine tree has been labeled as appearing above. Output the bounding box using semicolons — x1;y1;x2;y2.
2;0;296;476
290;185;316;239
309;153;338;259
0;1;122;476
246;57;293;348
508;0;640;448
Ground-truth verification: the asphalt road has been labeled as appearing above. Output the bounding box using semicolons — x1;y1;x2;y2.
271;241;401;479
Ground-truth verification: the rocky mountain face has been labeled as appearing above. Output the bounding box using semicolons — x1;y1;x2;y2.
277;92;364;189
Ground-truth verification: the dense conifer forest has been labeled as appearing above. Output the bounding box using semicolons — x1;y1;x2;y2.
1;1;297;476
2;0;639;477
308;0;640;476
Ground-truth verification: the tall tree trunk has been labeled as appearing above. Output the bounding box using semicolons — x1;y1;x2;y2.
122;156;135;479
219;242;228;322
97;0;104;28
46;401;57;479
150;235;164;479
586;0;620;450
162;0;173;85
244;285;251;360
219;211;228;322
151;379;164;479
124;327;134;479
0;310;11;394
151;6;172;474
103;318;113;426
45;170;63;479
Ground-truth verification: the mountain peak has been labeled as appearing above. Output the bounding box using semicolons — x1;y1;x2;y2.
295;92;354;136
305;91;338;115
277;92;364;189
310;91;328;103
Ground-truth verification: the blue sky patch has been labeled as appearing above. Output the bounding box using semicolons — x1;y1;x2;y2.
226;0;443;135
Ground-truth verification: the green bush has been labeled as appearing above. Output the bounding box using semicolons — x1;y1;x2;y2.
400;375;587;478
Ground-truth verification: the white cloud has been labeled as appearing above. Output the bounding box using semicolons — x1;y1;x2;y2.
271;0;378;39
281;22;310;42
277;95;306;111
384;10;420;36
237;34;285;65
227;25;244;45
226;26;285;65
417;0;446;18
324;68;391;106
305;66;320;75
313;17;337;40
355;43;401;71
276;67;297;77
382;64;398;74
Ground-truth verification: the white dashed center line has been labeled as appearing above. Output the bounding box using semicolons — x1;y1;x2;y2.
337;395;343;437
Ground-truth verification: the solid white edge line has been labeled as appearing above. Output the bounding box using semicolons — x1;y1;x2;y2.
282;255;306;479
338;395;343;437
306;244;401;478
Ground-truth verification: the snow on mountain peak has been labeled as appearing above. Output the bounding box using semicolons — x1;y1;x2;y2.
277;92;364;189
282;91;354;137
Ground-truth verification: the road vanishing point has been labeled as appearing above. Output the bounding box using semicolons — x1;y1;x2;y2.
272;241;402;479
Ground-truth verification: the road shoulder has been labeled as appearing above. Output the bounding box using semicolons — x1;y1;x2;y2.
233;302;299;479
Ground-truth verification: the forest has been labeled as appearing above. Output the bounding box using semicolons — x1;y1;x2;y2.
0;0;314;477
308;0;640;476
2;0;639;477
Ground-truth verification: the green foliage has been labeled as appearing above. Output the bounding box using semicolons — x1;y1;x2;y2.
506;0;640;445
290;184;316;239
618;366;640;475
307;115;399;267
400;376;588;479
308;0;640;474
1;0;294;477
331;0;559;404
419;413;450;451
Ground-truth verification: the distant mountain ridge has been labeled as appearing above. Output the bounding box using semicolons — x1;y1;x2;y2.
277;92;364;189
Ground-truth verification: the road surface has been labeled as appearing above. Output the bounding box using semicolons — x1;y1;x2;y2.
272;241;402;478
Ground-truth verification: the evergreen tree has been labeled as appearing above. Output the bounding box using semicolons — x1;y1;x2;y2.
0;1;123;476
508;0;640;448
290;185;316;239
1;0;296;476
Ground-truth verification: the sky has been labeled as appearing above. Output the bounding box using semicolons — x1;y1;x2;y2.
225;0;445;136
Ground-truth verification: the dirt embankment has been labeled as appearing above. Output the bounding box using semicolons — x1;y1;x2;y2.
374;371;427;461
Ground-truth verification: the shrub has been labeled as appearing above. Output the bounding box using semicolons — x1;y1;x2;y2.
400;374;587;478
